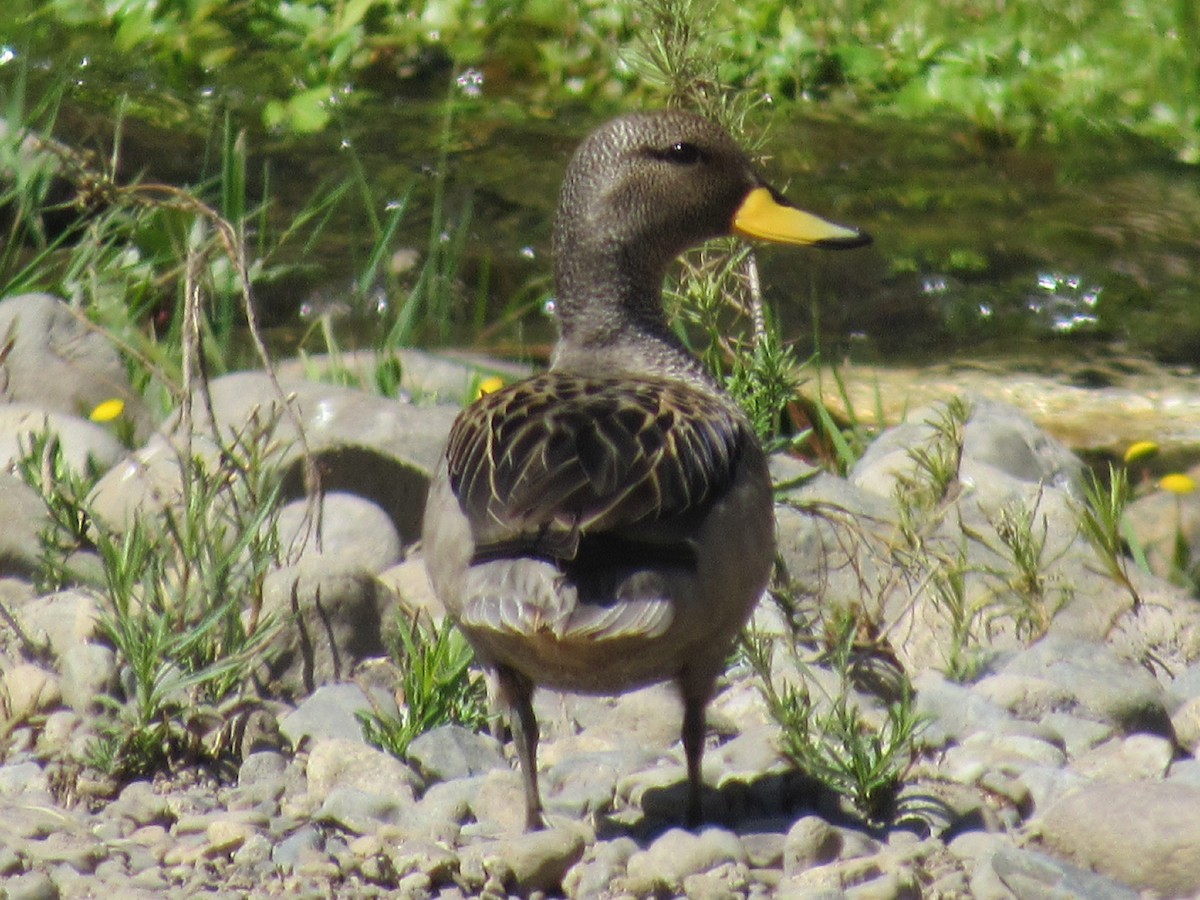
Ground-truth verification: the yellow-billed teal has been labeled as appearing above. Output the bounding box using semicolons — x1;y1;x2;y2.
422;109;870;830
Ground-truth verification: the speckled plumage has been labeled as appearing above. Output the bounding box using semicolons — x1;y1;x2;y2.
422;110;869;830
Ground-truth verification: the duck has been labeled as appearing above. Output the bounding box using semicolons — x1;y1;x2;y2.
421;109;871;831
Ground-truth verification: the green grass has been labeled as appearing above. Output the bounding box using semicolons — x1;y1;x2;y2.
357;612;489;758
5;0;1199;159
14;420;285;779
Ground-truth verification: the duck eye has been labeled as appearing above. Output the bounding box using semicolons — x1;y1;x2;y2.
660;142;703;165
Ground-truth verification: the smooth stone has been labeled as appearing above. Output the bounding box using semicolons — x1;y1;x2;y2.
0;476;53;581
0;292;149;435
377;557;446;623
276;347;531;407
275;492;402;574
1039;711;1114;758
380;836;459;883
1;663;61;723
562;837;639;899
406;724;506;785
1170;695;1200;754
271;825;324;872
741;831;785;870
783;816;843;875
999;636;1171;735
0;404;126;477
972;672;1075;720
304;737;419;805
1038;782;1200;896
14;589;100;659
278;683;398;748
468;768;528;834
237;750;289;786
541;750;629;820
818;359;1200;459
912;671;1015;749
622;827;746;895
2;870;59;900
1166;660;1200;707
991;845;1139;900
459;827;587;895
258;568;388;696
108;780;173;828
88;372;459;544
1070;733;1173;782
0;761;49;796
58;642;117;714
315;785;409;835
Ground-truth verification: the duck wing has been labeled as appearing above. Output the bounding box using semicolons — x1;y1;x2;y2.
446;372;749;560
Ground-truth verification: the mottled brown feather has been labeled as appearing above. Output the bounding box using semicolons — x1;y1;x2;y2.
445;371;750;561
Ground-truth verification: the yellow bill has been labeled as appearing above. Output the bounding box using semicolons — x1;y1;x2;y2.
733;187;871;249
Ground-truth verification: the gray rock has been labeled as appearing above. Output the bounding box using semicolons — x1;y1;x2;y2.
1039;711;1114;758
108;780;174;828
783;816;843;875
1170;695;1200;754
58;642;117;713
405;724;506;784
999;636;1171;735
0;292;151;438
542;750;630;820
314;785;409;834
1070;733;1173;782
913;671;1017;747
0;761;48;796
0;404;126;478
622;827;747;895
14;589;101;660
991;845;1139;900
275;492;402;575
563;836;639;899
303;737;419;807
257;568;388;697
2;870;59;900
278;683;398;748
458;827;587;895
271;824;324;873
1;663;61;724
88;372;459;545
1038;782;1200;897
0;475;51;582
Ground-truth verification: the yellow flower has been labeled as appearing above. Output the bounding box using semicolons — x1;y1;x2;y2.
89;398;126;423
1159;473;1197;495
476;376;505;398
1123;441;1159;464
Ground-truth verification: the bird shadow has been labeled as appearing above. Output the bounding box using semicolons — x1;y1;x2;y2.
593;768;956;847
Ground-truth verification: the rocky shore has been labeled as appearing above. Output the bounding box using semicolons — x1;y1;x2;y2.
2;292;1200;898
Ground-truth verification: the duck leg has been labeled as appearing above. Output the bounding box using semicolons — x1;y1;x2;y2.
498;665;544;830
680;672;717;828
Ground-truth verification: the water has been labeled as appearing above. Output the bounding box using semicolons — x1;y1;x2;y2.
10;37;1200;373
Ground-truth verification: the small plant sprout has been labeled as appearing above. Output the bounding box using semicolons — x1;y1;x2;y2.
358;612;488;759
744;614;925;824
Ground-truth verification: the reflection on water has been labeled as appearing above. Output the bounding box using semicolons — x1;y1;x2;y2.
36;83;1200;371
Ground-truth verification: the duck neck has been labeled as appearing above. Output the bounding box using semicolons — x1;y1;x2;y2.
551;249;715;388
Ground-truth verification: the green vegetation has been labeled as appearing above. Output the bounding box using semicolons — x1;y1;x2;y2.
358;613;489;758
4;0;1199;159
14;421;284;779
744;605;925;823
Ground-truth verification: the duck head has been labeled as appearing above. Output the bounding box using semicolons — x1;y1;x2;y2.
551;109;870;350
